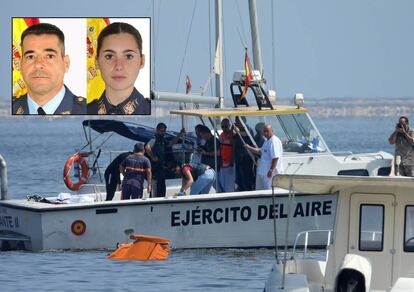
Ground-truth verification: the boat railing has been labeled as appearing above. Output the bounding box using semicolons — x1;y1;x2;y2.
78;183;106;201
291;229;333;261
331;151;353;157
343;152;387;161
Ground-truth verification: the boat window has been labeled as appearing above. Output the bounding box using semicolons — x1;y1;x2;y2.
226;113;328;154
337;169;369;176
359;204;384;252
278;114;328;153
404;205;414;252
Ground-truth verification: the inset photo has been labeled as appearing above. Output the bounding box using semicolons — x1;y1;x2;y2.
86;18;151;115
11;17;151;116
12;18;87;115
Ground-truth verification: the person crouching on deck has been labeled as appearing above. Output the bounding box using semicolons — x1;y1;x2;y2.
173;162;215;195
119;143;152;199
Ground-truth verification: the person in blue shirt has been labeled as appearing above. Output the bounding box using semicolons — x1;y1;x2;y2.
120;143;152;199
12;23;86;115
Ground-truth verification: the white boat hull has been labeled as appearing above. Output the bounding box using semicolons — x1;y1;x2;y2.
0;191;337;251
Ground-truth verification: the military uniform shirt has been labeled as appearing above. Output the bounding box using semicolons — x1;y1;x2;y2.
87;87;150;115
12;85;86;115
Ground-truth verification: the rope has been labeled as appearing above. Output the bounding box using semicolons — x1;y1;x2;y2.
235;0;248;49
271;184;279;264
271;0;277;89
208;0;213;96
175;0;198;93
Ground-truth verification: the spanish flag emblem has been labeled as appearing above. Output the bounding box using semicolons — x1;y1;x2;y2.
87;18;110;103
12;18;40;97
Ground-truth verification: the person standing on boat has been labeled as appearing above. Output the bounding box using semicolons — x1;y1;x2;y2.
87;22;150;115
389;116;414;176
191;124;207;163
145;122;185;197
173;162;215;195
233;117;256;191
104;151;132;201
244;124;284;189
218;118;235;192
197;125;221;171
119;143;152;199
254;122;266;147
12;23;86;115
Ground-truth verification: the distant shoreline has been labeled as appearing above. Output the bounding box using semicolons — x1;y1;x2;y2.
1;97;413;118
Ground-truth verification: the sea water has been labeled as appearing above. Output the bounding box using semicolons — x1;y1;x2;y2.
0;115;396;291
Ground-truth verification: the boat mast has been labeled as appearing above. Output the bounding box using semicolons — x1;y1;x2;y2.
248;0;263;74
215;0;224;109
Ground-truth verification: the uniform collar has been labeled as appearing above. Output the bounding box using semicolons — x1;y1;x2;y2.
99;88;140;115
27;86;66;115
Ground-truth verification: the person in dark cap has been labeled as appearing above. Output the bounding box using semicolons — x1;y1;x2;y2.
119;143;152;199
12;22;86;115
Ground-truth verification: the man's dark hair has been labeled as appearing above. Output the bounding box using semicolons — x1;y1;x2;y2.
97;22;143;57
400;116;409;124
21;23;65;56
195;124;204;131
134;143;144;153
198;125;211;134
156;122;167;130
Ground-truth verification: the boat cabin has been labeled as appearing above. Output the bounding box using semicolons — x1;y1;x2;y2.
269;175;414;291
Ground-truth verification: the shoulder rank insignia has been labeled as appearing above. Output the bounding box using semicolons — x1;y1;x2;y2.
98;100;107;115
123;100;137;115
76;96;86;104
16;105;25;115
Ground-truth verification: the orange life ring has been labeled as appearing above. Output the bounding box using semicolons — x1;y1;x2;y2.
63;153;88;191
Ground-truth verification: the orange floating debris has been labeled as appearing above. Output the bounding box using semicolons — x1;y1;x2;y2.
108;234;171;261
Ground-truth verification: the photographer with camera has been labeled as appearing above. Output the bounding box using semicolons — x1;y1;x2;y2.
389;116;414;176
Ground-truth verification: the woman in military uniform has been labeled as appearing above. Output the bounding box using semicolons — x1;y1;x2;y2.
87;22;150;115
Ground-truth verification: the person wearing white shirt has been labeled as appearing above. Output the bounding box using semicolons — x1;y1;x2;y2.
244;124;284;189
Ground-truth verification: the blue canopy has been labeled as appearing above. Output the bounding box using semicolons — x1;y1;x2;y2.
82;120;195;145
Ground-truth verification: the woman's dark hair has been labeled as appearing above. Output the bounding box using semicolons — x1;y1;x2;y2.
97;22;142;56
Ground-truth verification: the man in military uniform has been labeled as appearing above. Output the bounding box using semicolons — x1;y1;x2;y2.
12;23;86;115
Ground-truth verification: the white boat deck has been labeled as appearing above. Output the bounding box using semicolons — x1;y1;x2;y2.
1;188;290;211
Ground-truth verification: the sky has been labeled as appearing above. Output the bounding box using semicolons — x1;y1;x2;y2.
2;0;414;101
